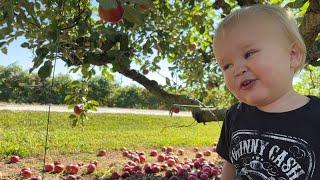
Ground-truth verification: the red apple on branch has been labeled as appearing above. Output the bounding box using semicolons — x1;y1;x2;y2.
188;43;196;51
207;81;215;89
143;69;149;75
98;0;124;23
73;104;84;115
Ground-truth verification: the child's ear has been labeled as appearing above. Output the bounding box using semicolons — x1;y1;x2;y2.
289;43;302;69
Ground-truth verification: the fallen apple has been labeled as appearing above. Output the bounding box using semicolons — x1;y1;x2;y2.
111;172;120;179
150;150;158;157
44;164;54;173
139;155;146;163
53;164;64;173
66;164;79;174
86;163;96;174
97;149;107;157
21;169;32;179
30;176;42;180
157;154;166;162
10;155;20;163
66;175;77;180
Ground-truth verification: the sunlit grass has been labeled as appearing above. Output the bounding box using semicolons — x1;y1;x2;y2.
0;110;221;158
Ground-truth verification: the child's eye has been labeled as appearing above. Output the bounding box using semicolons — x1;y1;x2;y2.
244;49;258;59
222;64;232;71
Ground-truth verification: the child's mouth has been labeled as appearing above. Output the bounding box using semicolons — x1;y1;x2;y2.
240;79;257;90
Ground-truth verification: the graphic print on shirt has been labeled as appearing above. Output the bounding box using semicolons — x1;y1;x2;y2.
230;130;315;180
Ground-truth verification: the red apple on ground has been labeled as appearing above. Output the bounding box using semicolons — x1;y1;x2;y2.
87;163;96;174
143;163;152;174
157;154;166;162
44;164;54;172
151;165;160;173
192;147;199;152
150;150;158;157
73;104;83;115
167;159;176;166
111;172;120;179
97;149;107;157
139;155;146;163
203;150;211;156
54;164;64;173
200;173;209;180
98;0;124;23
196;152;204;158
10;155;20;163
21;169;32;179
177;149;184;155
66;164;79;174
30;176;42;180
90;160;98;167
161;146;167;152
166;146;174;153
66;175;77;180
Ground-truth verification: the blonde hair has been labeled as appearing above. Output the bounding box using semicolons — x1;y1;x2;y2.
214;5;306;74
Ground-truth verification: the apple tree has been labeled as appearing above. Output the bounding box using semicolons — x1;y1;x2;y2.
0;0;319;123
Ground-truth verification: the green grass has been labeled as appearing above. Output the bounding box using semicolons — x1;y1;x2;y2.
0;110;222;158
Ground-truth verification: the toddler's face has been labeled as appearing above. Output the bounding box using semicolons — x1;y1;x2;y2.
213;15;299;107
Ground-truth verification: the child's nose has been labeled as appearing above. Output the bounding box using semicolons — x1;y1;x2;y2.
234;60;247;76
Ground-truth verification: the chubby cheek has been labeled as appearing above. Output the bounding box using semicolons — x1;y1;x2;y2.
224;74;237;94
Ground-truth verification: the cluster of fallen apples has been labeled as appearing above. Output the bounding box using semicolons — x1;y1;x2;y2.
3;146;223;180
4;146;222;180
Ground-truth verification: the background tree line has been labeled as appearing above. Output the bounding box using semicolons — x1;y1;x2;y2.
0;64;167;109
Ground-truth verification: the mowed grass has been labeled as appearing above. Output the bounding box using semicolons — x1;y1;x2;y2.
0;110;222;158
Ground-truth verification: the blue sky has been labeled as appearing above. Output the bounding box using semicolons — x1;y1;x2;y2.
0;37;173;87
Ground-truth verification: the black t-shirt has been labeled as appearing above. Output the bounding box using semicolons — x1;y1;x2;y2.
216;95;320;180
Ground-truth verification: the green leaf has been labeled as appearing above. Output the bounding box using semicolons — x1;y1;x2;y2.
20;42;29;48
165;77;171;86
128;0;153;6
123;5;144;25
38;61;53;79
29;56;44;73
36;47;49;58
98;0;117;9
286;0;308;8
87;100;100;106
0;41;6;48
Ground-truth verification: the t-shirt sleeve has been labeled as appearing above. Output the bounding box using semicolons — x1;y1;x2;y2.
216;105;237;163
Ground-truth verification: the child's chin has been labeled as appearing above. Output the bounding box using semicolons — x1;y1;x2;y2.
241;94;266;106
